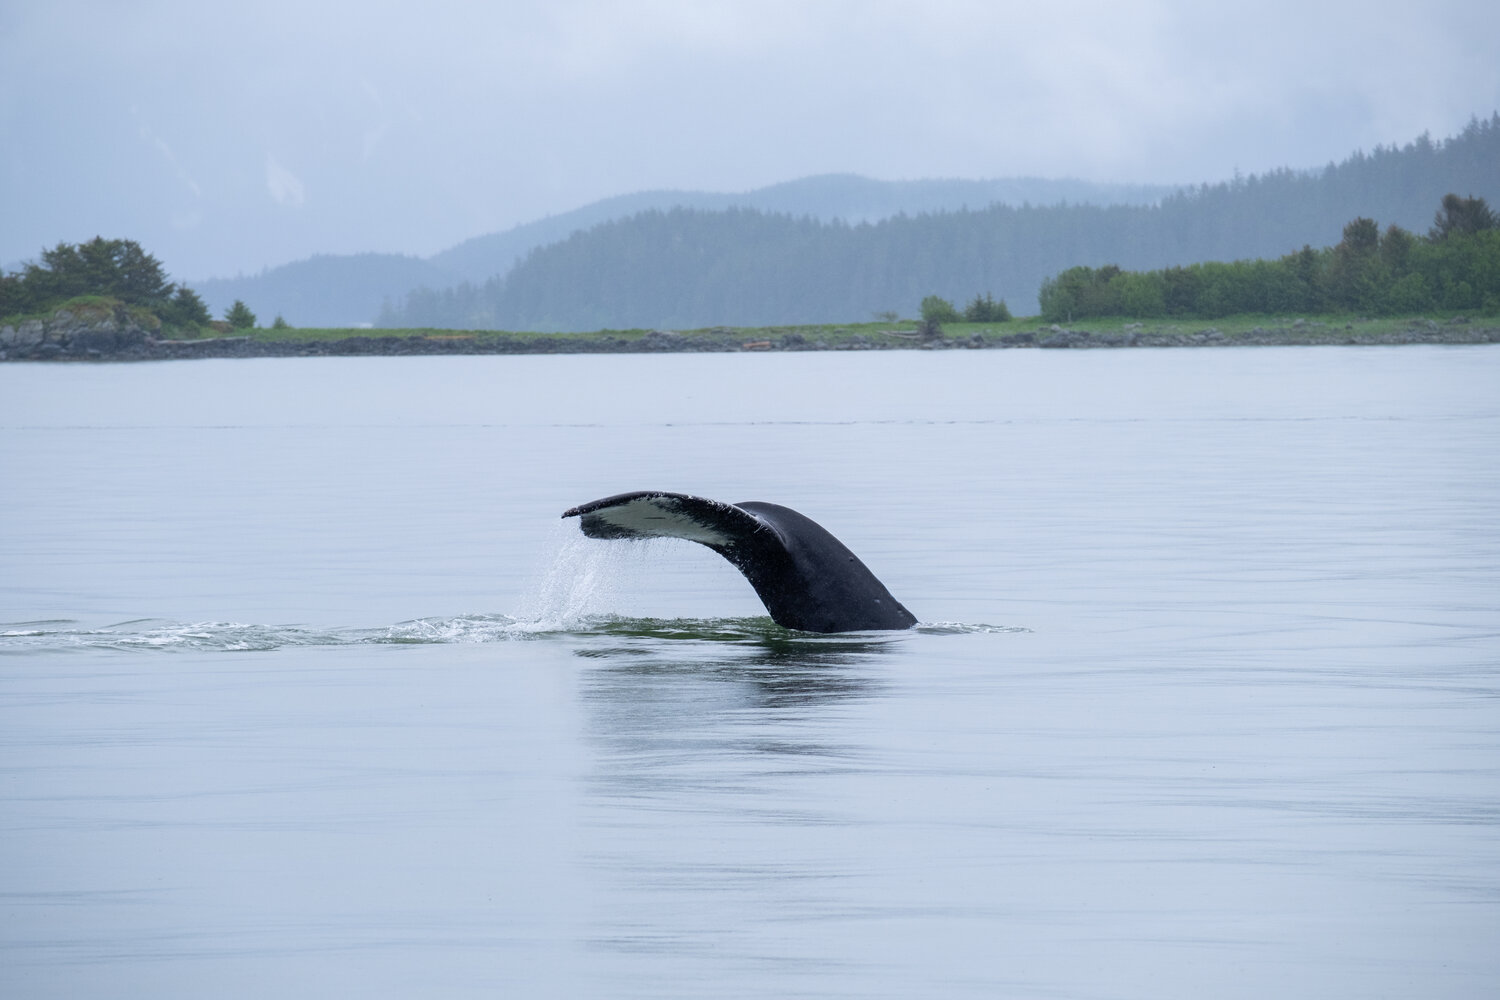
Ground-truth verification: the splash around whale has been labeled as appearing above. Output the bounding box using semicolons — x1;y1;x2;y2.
562;491;918;633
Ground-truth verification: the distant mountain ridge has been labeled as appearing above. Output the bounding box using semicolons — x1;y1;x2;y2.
429;176;1174;284
192;176;1175;326
379;114;1500;330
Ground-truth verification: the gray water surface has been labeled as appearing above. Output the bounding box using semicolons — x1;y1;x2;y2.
2;348;1497;998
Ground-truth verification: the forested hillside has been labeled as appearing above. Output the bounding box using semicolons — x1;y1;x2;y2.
428;175;1174;285
192;176;1170;326
380;115;1500;330
1037;195;1499;321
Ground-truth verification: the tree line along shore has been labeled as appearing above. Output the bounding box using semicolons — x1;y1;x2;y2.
3;192;1497;361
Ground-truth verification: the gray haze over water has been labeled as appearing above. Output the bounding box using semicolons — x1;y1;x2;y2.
3;1;1498;280
2;347;1497;998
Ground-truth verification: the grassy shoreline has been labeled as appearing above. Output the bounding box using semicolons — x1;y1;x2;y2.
231;312;1496;345
4;305;1498;361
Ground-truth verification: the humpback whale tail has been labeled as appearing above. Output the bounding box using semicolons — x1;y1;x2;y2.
562;491;917;633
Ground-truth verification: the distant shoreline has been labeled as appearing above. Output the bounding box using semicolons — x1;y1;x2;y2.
3;314;1497;362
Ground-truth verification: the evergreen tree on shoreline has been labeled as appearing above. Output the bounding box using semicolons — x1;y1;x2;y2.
0;236;215;333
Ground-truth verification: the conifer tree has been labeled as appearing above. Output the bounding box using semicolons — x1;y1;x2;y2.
225;300;257;328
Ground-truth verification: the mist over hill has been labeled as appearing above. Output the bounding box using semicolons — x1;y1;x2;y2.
378;115;1500;330
192;177;1173;326
193;254;458;328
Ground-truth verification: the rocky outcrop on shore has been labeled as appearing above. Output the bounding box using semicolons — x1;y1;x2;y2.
2;309;1496;362
1;304;160;360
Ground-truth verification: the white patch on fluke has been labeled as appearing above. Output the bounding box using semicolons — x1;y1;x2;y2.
590;496;736;546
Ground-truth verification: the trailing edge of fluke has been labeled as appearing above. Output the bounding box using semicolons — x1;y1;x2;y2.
562;490;917;633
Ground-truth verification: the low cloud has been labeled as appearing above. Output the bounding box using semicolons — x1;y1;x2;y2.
265;155;306;207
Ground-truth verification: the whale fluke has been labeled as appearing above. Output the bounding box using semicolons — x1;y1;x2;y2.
562;491;917;633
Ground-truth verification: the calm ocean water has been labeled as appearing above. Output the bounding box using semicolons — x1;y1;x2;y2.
2;347;1498;999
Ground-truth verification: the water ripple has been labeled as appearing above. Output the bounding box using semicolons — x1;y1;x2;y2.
0;615;1022;654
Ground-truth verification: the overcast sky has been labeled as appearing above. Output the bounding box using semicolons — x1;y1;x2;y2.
3;0;1497;280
